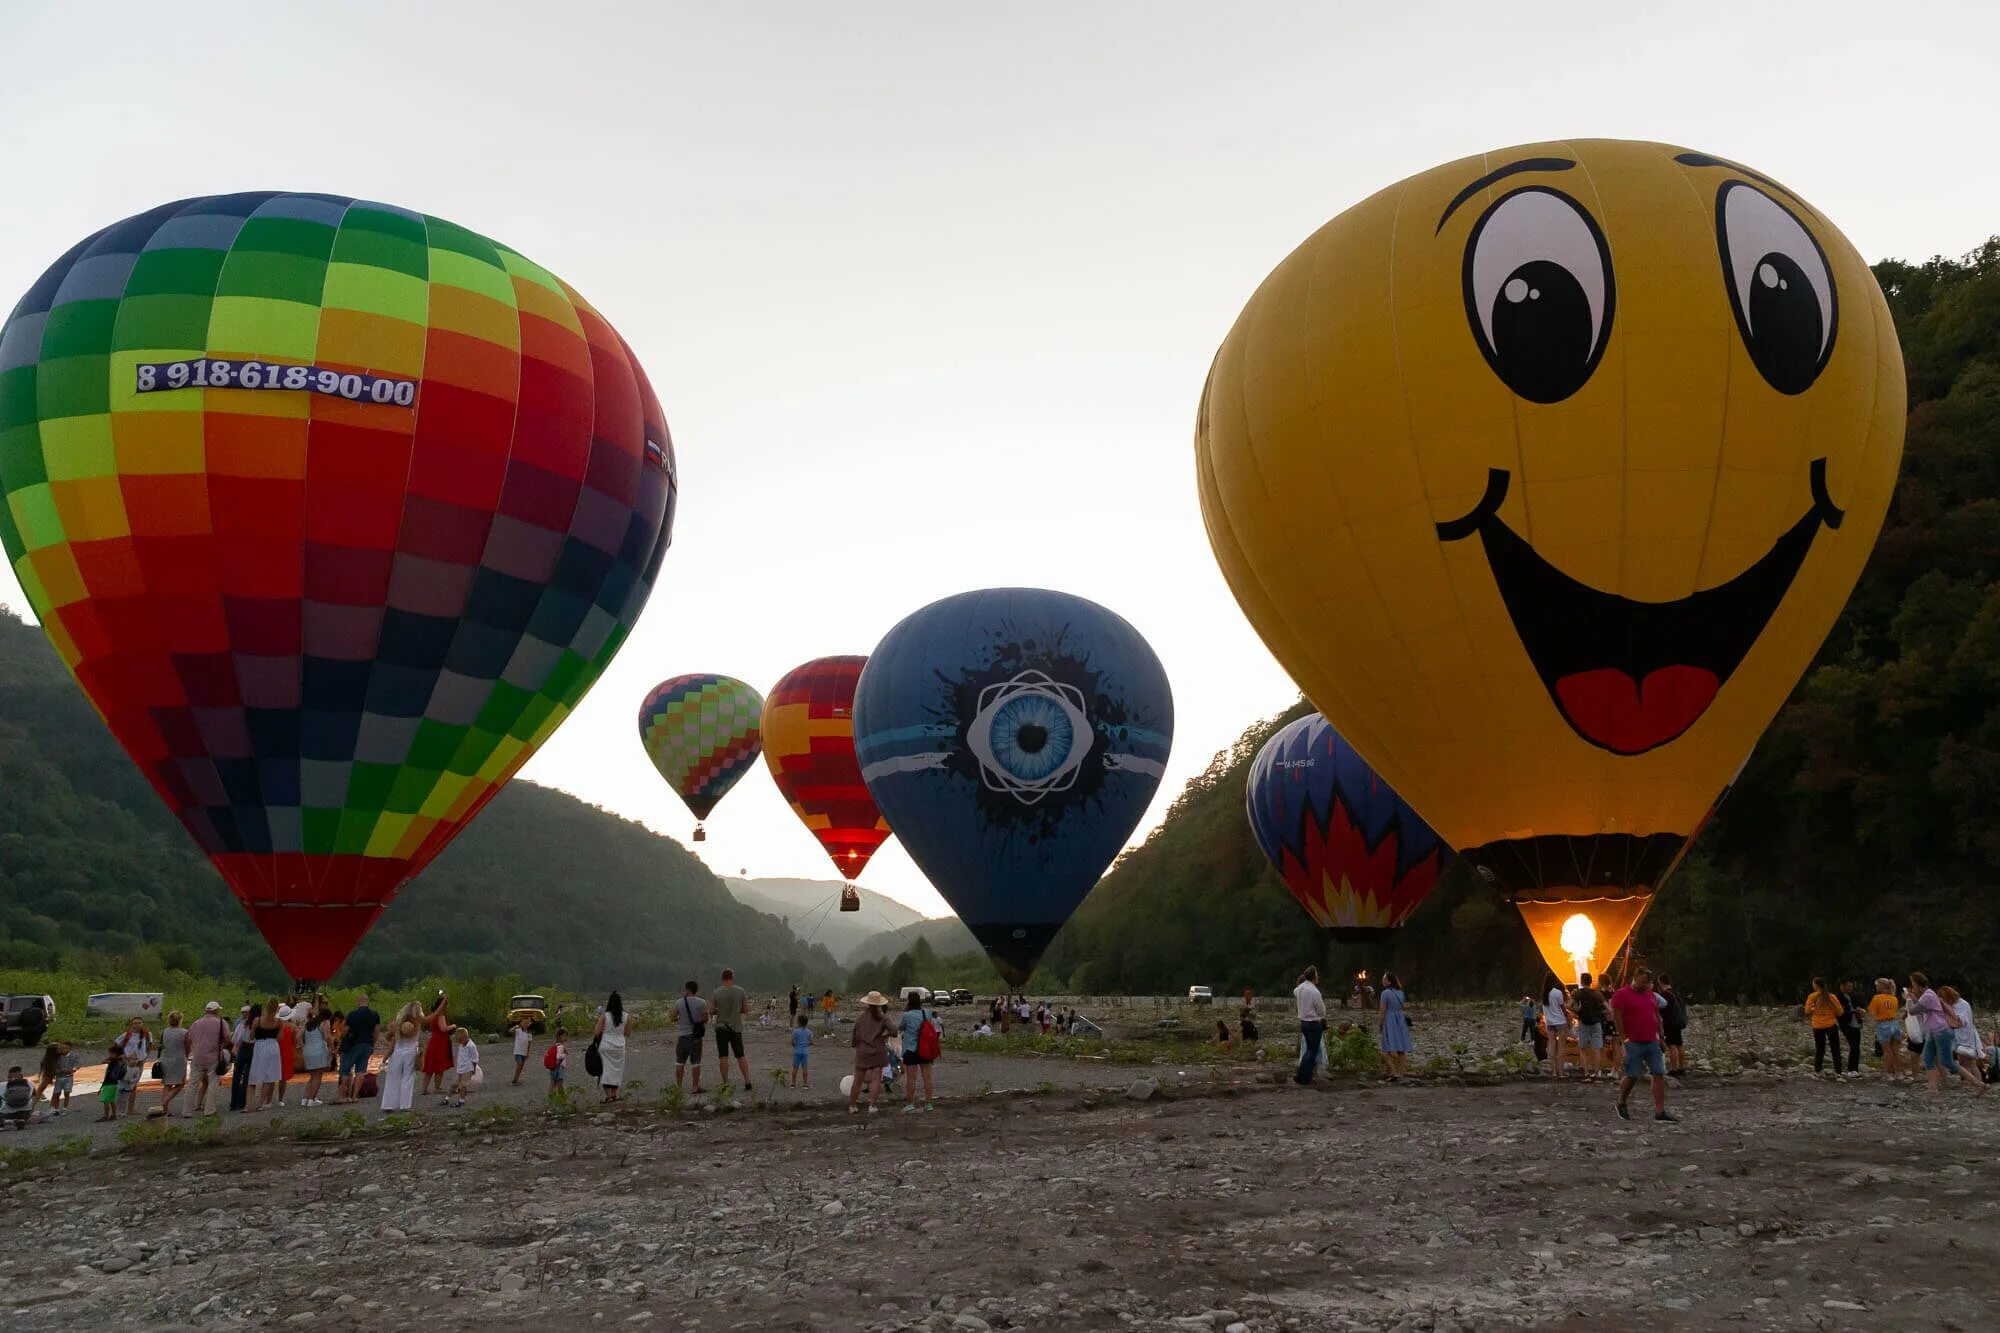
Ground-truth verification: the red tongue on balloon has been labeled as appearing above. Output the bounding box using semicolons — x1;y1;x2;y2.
1554;666;1720;755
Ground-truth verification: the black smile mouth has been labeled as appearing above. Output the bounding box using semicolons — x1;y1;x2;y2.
1438;460;1844;756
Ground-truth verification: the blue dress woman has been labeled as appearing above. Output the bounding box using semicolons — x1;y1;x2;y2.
1378;974;1413;1078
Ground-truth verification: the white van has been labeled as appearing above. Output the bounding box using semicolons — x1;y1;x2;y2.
85;992;164;1018
897;987;932;1007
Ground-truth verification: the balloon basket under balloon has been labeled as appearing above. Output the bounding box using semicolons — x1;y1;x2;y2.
692;825;706;843
839;885;860;913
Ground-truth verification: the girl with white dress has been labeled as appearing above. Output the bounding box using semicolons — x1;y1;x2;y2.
248;998;284;1110
379;1002;423;1113
592;991;631;1103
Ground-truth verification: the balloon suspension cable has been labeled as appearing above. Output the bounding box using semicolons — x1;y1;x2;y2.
792;892;844;949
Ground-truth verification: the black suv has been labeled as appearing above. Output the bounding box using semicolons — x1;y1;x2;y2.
0;995;52;1046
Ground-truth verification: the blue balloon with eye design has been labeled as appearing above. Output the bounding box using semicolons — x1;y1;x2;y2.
855;588;1174;985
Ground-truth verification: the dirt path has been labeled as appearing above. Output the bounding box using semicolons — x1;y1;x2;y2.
5;1028;1998;1331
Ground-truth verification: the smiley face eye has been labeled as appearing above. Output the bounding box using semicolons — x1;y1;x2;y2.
1715;181;1836;395
1462;186;1615;404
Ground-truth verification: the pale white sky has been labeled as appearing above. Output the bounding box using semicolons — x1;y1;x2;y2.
3;3;1995;917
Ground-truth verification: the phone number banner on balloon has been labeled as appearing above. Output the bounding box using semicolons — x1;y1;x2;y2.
135;358;418;406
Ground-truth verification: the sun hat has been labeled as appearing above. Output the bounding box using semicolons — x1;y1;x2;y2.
860;991;890;1007
204;1001;222;1012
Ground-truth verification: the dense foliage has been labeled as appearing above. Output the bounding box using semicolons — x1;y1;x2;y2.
1040;242;2000;1002
0;614;839;993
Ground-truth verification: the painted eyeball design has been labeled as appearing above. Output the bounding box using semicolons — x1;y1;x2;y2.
1715;181;1836;395
965;670;1094;805
1462;187;1615;404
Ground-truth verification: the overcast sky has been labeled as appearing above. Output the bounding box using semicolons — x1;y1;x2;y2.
3;3;1994;920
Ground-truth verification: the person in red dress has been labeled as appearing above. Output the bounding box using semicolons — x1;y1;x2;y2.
420;992;452;1096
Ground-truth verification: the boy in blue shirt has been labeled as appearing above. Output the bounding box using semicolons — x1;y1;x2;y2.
790;1013;812;1088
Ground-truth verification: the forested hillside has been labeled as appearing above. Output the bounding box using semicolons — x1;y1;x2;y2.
0;612;840;991
1036;241;2000;1003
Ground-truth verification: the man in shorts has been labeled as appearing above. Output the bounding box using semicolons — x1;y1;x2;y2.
674;980;709;1094
337;992;380;1103
1571;973;1607;1080
1610;968;1676;1122
710;968;751;1092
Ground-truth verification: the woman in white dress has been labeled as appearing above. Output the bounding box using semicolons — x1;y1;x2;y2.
379;1002;424;1113
591;991;632;1103
248;998;284;1110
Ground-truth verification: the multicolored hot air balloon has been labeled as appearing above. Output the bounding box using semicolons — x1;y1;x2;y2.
854;589;1173;986
0;193;677;981
1196;141;1903;980
637;674;763;841
1244;713;1449;941
762;656;889;883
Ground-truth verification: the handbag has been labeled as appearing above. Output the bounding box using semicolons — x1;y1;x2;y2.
150;1061;163;1080
584;1038;603;1079
215;1055;232;1077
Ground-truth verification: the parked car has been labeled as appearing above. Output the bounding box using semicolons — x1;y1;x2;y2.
926;987;957;1006
950;989;974;1005
508;994;549;1034
1187;986;1214;1004
897;987;932;1007
0;994;54;1046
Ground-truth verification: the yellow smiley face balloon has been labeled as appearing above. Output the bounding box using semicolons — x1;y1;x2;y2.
1197;140;1904;980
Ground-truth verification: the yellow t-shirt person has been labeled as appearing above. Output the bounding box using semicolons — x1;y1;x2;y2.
1867;993;1899;1024
1804;990;1841;1029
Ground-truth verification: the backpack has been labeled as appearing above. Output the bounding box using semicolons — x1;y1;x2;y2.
543;1045;561;1070
916;1012;941;1062
1576;988;1605;1025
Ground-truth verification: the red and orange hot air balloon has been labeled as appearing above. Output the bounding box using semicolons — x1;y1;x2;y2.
0;194;677;982
761;656;890;899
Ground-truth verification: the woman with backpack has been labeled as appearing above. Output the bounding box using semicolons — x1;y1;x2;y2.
1657;975;1688;1076
900;990;940;1112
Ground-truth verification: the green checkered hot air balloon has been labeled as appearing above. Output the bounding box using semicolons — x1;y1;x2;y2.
637;674;763;841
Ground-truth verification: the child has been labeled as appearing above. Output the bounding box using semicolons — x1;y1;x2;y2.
448;1027;479;1107
543;1026;567;1101
35;1044;61;1105
52;1043;76;1112
511;1017;534;1086
790;1012;812;1087
2;1066;32;1129
98;1044;126;1122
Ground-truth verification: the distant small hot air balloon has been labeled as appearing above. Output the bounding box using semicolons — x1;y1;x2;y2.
638;674;763;842
0;193;678;982
1245;713;1450;941
854;588;1173;986
762;656;889;894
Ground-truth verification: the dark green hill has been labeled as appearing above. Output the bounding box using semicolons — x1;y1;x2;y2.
1039;241;2000;1003
0;612;839;992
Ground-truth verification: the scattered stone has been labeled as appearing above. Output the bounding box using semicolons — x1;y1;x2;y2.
822;1201;847;1217
1127;1078;1159;1101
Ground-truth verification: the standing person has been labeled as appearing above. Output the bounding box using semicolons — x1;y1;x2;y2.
822;990;837;1033
46;1043;77;1114
249;998;284;1110
1571;973;1607;1081
1938;986;1989;1091
298;1002;333;1106
593;991;631;1103
97;1042;126;1122
156;1011;189;1117
790;1013;813;1088
1907;973;1978;1097
1803;979;1842;1076
544;1026;568;1102
337;993;381;1104
510;1016;534;1086
1518;995;1537;1043
1542;974;1572;1079
788;986;800;1022
1293;966;1327;1087
1835;980;1863;1077
420;992;452;1097
275;998;297;1105
1656;975;1688;1076
1868;978;1906;1082
900;990;938;1113
1377;973;1413;1079
710;968;751;1093
229;1004;257;1112
673;981;708;1095
1610;968;1676;1122
848;991;893;1114
34;1044;62;1109
447;1028;480;1107
115;1018;151;1118
378;1002;423;1113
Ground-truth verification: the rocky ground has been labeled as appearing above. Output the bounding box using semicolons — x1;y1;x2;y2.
3;1002;1996;1331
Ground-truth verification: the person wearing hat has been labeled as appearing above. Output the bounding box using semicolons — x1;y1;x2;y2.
849;992;894;1115
184;1002;228;1116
